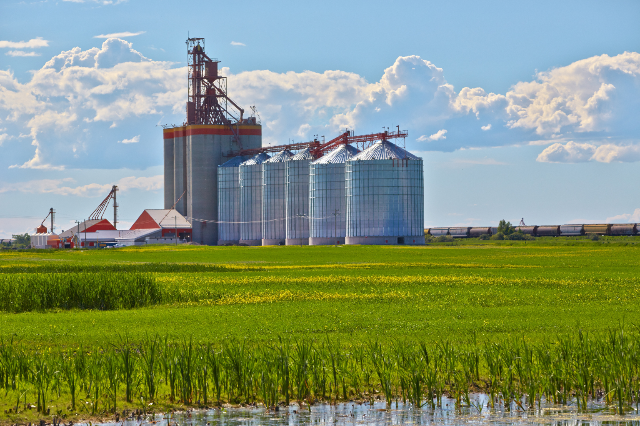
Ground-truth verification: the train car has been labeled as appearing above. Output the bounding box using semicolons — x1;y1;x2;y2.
490;227;498;235
469;227;491;238
536;225;560;237
448;227;470;238
583;224;611;235
429;227;449;237
515;226;537;236
610;224;636;236
559;224;584;236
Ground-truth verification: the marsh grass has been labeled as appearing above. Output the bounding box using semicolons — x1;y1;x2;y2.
1;329;640;418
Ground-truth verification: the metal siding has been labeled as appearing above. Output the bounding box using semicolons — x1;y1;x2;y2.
611;224;635;235
174;135;187;216
187;133;220;245
345;157;424;239
240;153;270;242
217;157;243;243
560;225;584;236
286;153;311;241
262;152;292;242
537;226;560;236
584;224;610;235
164;137;174;209
309;146;358;241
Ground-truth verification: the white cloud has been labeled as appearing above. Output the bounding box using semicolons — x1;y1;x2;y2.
591;144;640;163
481;124;491;131
119;135;140;144
0;38;184;169
536;141;596;163
230;41;246;46
6;51;41;57
0;37;48;49
418;129;447;142
537;141;640;163
606;209;640;223
94;31;146;39
0;175;162;196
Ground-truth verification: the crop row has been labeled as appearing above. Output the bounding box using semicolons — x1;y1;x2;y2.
3;272;640;313
0;273;161;312
1;329;640;417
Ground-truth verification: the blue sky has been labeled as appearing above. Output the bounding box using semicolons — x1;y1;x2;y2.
1;0;639;237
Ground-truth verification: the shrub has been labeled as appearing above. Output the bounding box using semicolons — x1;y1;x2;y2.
506;231;526;240
478;234;491;240
497;219;515;236
490;232;504;240
587;233;600;241
436;235;454;243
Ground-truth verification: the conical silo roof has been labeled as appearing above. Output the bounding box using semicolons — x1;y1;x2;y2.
264;149;293;163
240;152;271;166
219;155;247;167
350;140;420;161
289;147;314;161
311;144;359;164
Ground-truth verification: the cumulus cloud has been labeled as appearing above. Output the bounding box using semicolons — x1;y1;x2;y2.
536;141;596;163
0;37;48;49
3;40;640;172
6;51;41;57
0;38;184;169
0;175;162;196
94;31;145;39
418;129;447;141
606;209;640;223
119;135;140;144
230;41;246;46
537;141;640;163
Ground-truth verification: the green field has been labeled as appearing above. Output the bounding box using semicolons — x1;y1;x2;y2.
2;239;640;346
1;240;640;422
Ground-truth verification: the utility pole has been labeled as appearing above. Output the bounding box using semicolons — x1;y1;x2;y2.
332;209;340;246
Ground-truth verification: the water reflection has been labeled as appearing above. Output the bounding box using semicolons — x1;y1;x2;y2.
115;394;640;426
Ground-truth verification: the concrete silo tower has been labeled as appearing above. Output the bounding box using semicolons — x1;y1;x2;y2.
163;38;262;245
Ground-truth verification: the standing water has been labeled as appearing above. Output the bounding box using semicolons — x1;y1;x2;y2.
98;394;640;426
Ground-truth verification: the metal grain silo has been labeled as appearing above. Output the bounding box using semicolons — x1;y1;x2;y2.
309;144;359;245
285;148;314;245
217;156;246;245
239;152;270;245
262;149;293;245
345;140;424;245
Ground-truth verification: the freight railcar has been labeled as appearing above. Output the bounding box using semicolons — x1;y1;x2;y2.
559;224;584;236
449;227;470;238
469;227;491;237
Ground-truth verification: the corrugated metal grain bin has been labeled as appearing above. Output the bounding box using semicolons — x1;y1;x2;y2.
429;228;449;237
345;140;425;245
536;225;560;236
217;156;246;245
285;148;314;245
560;224;584;236
610;224;636;236
309;145;359;245
449;227;470;238
262;150;293;245
469;227;491;237
584;224;611;235
239;152;271;245
515;226;537;236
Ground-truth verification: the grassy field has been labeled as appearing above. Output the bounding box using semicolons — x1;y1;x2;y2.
1;239;640;422
2;239;640;346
